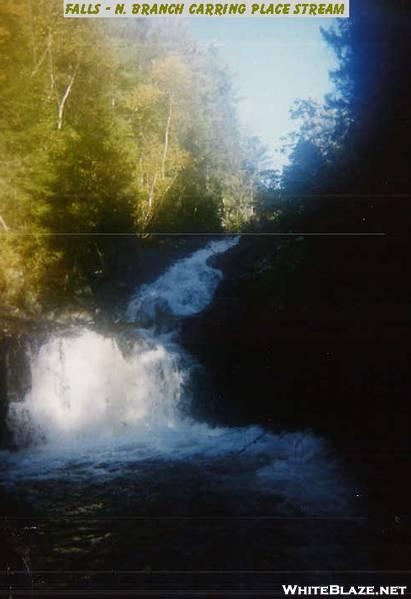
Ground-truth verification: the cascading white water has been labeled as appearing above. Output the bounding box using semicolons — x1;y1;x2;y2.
8;330;187;447
2;237;351;515
126;237;239;322
7;238;239;449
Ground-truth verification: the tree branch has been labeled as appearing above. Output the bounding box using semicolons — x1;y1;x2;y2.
31;45;49;78
0;216;10;231
148;173;157;210
47;34;57;97
57;66;78;130
161;94;173;179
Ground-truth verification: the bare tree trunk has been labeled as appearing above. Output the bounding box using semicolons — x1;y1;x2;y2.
93;242;105;273
148;173;157;210
28;0;37;67
0;216;9;231
139;156;144;186
47;33;58;100
161;95;172;179
31;45;49;78
47;34;78;130
57;67;78;130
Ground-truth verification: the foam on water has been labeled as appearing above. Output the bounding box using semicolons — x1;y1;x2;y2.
6;238;240;450
126;236;240;322
0;426;351;515
7;329;187;447
1;237;352;515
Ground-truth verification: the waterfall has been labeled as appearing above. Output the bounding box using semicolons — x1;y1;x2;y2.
126;236;239;322
1;237;351;516
6;238;239;450
7;330;188;447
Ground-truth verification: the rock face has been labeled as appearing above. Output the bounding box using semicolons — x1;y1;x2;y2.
0;335;32;446
181;235;308;428
0;339;8;445
181;231;411;523
181;235;410;445
93;236;208;313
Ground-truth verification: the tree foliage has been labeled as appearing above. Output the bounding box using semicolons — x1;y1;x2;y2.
0;5;262;314
282;0;411;231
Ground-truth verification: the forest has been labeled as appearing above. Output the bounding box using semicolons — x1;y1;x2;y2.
0;0;410;323
179;0;411;450
0;0;263;314
0;0;410;592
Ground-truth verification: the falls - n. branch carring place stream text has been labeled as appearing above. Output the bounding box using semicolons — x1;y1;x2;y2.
64;1;349;16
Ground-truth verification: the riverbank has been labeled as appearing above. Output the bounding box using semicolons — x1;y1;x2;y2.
180;233;411;524
0;235;209;446
0;233;410;595
182;234;409;436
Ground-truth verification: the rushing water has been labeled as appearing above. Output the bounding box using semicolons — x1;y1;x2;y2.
0;238;365;593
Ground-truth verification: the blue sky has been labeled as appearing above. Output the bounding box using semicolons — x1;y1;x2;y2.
188;19;337;168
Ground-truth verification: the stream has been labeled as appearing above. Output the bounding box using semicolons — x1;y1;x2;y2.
0;238;378;596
